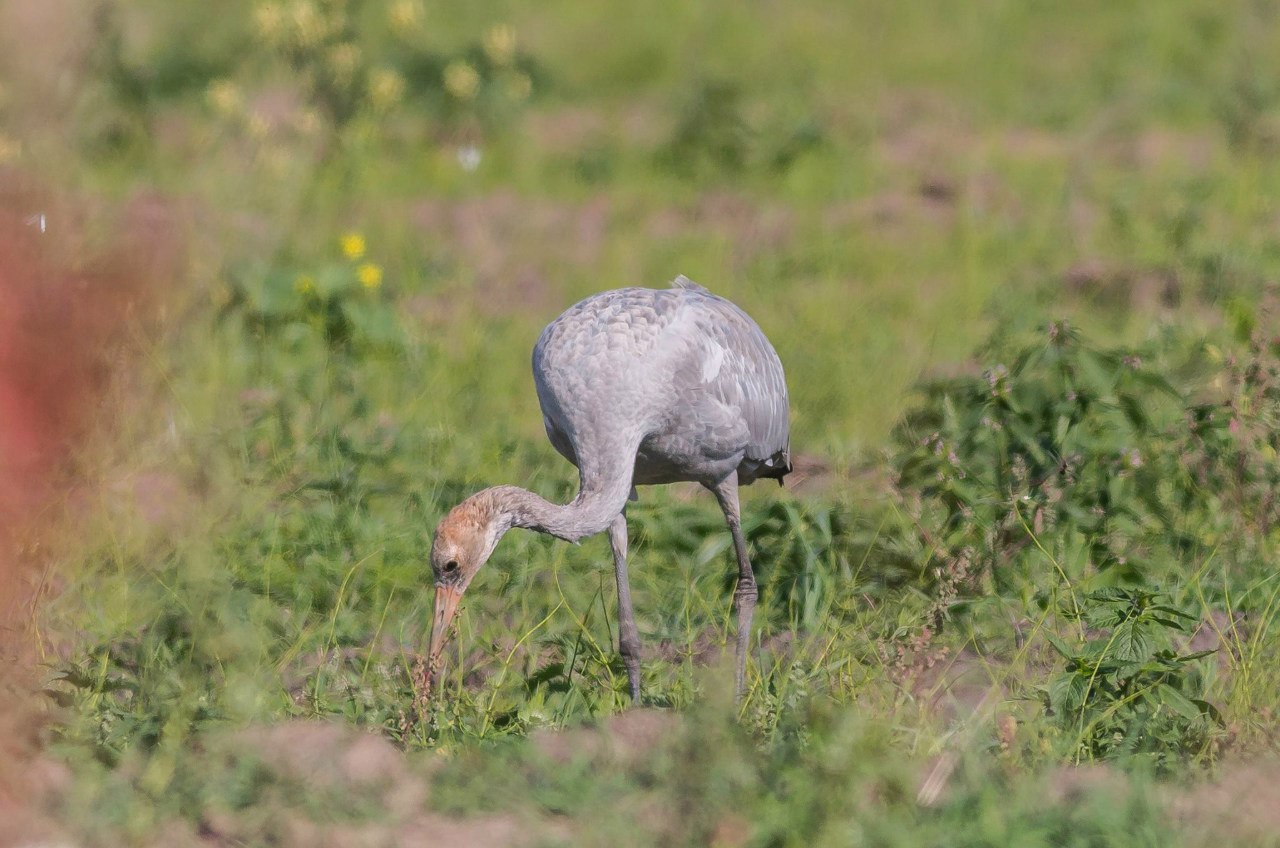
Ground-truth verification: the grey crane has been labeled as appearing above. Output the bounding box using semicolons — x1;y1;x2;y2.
427;275;791;700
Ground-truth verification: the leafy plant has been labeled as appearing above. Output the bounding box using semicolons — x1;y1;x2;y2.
220;234;400;353
391;23;541;134
662;77;751;176
1040;586;1220;768
77;0;242;151
745;499;856;632
889;322;1241;596
253;0;380;131
660;76;824;178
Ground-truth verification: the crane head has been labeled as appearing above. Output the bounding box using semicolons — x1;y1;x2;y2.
425;494;505;682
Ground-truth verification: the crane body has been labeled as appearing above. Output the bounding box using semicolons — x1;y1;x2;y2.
428;275;791;700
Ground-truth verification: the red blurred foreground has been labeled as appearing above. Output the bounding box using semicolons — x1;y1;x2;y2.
0;173;175;828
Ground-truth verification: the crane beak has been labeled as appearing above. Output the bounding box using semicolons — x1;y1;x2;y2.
427;584;464;679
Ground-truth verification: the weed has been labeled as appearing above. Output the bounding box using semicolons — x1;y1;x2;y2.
1040;587;1220;768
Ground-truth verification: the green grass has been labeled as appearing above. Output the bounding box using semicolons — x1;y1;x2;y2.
8;0;1280;843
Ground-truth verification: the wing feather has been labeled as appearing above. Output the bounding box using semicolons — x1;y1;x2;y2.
682;291;790;473
535;281;791;485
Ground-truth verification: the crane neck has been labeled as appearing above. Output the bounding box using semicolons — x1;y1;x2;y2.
482;467;633;544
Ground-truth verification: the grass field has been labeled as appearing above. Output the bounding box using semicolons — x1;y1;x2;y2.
6;0;1280;844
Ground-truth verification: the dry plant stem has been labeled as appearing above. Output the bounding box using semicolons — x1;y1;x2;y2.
411;655;433;721
412;639;448;721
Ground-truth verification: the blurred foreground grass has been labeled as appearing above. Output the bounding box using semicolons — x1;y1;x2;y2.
6;0;1280;844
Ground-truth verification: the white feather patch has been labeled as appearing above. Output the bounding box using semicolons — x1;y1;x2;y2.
701;343;725;382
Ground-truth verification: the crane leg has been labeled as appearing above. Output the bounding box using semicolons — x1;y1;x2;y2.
711;473;756;700
609;511;643;702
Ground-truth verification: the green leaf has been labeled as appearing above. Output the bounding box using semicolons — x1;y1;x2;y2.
1193;699;1225;726
256;269;301;316
1150;604;1197;621
1149;615;1195;632
1179;649;1218;662
1111;621;1153;663
1157;685;1204;721
1129;368;1182;398
314;264;353;298
1043;630;1076;660
1087;587;1132;604
1054;414;1070;446
1049;671;1088;714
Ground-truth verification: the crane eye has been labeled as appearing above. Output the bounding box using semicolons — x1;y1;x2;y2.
443;560;459;574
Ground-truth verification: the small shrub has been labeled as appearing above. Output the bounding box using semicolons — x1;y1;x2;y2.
219;233;401;353
662;77;752;177
660;76;824;178
1040;586;1220;768
887;320;1280;600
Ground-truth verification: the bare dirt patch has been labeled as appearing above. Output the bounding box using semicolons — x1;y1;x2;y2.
872;89;976;173
406;188;798;320
410;191;610;313
523;106;611;154
645;190;796;273
531;708;677;768
1167;760;1280;844
1061;258;1182;313
199;721;546;848
1104;128;1222;172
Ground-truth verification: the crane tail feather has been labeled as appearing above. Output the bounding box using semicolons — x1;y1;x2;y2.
671;274;710;293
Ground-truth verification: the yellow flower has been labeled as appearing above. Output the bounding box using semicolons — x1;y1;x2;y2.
294;274;315;294
444;60;481;101
368;68;406;111
287;0;327;47
206;79;243;116
388;0;422;32
483;24;516;66
357;263;383;290
294;108;323;136
340;232;366;260
327;42;361;84
254;2;284;41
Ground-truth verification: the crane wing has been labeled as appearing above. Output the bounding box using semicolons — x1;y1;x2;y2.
677;291;791;480
533;281;791;486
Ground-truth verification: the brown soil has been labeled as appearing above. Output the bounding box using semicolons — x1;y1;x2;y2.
409;190;610;315
1168;760;1280;843
198;722;549;848
531;707;677;768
